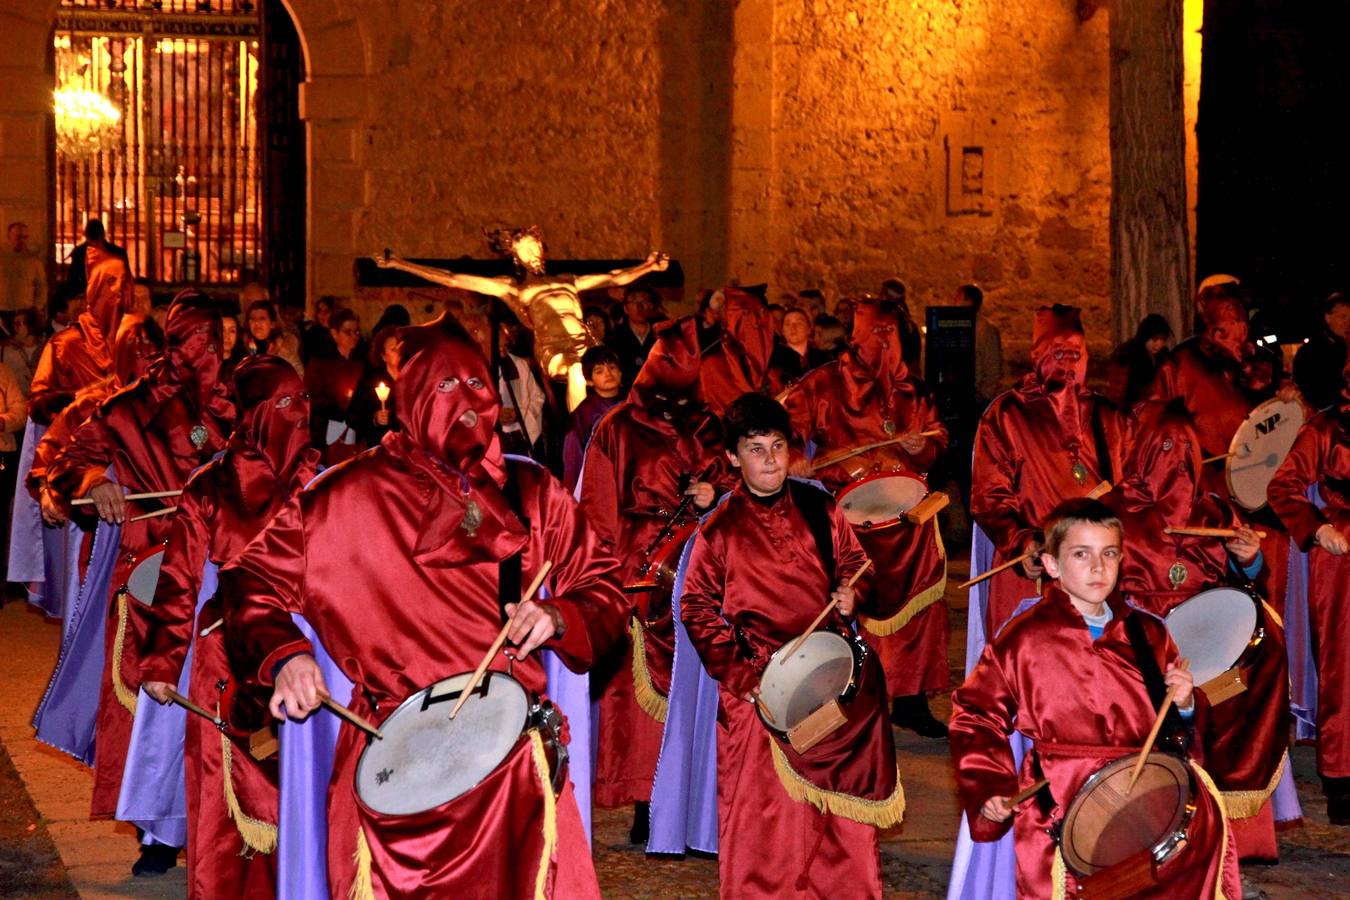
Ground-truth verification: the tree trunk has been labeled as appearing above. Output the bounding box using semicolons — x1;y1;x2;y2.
1109;0;1190;344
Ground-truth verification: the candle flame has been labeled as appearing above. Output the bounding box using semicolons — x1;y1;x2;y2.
375;382;391;403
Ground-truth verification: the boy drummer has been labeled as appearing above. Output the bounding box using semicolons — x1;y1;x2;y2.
949;499;1241;898
680;392;903;898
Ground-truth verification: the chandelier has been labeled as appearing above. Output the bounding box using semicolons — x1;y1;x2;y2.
54;83;122;160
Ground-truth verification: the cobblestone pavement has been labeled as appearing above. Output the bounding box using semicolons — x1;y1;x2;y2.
3;550;1350;897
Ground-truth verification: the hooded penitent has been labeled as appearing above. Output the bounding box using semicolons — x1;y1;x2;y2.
227;355;318;518
382;317;526;567
630;316;705;426
699;289;775;415
1198;289;1251;364
80;244;131;370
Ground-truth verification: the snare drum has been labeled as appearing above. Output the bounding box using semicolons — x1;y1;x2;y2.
1059;752;1197;879
123;548;164;606
756;631;865;742
354;671;567;817
1164;586;1264;702
836;470;929;531
1225;398;1305;511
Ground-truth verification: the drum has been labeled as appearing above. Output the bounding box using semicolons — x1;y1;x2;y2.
1059;752;1197;879
124;548;164;606
836;470;929;531
1164;586;1264;699
1226;398;1305;511
354;670;567;817
756;630;864;740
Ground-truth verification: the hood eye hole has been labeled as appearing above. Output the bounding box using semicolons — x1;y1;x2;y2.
465;376;485;390
1161;438;1173;451
276;396;292;409
437;377;460;393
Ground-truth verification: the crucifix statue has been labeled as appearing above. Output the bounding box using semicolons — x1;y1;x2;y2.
375;226;669;409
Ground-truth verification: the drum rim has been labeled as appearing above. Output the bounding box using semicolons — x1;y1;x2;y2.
1164;586;1263;684
354;670;532;816
757;630;864;735
836;469;929;530
1059;752;1196;877
1225;397;1305;512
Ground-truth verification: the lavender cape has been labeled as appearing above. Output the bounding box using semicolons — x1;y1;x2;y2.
965;522;998;675
1283;483;1323;743
647;531;721;855
277;616;593;900
114;561;218;848
8;419;86;622
947;594;1040;900
31;518;121;764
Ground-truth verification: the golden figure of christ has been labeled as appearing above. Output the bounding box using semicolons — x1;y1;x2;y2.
375;229;668;410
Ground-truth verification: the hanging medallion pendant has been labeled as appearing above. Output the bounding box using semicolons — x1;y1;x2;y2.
460;498;482;537
883;419;896;436
1071;461;1089;485
189;424;209;449
1168;560;1188;590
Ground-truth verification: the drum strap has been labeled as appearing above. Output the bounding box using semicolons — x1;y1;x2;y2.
1123;612;1188;749
498;463;527;623
1090;398;1114;485
788;480;836;582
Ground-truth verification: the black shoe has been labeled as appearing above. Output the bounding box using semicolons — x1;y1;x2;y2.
629;801;650;845
891;694;949;739
1322;776;1350;825
131;842;180;877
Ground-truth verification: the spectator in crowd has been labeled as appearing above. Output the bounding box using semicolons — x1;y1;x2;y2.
953;282;1003;409
798;288;828;321
371;303;411;338
812;313;849;361
349;325;402;448
2;221;46;319
3;309;43;394
44;286;85;338
219;313;247;384
301;294;339;362
696;289;724;351
0;361;28;581
1106;312;1174;409
496;318;547;458
244;298;280;356
608;285;660;387
767;303;786;336
583;305;610;345
881;278;924;373
304;308;365;464
562;345;624;490
1294;291;1350;411
770;307;831;383
129;278;153;317
833;297;855;334
63;218;126;299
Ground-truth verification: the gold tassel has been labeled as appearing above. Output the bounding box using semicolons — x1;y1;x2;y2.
1262;600;1284;630
1219;751;1287;820
1051;849;1068;900
628;617;668;723
862;526;947;637
220;725;278;855
768;738;905;828
529;731;558;900
111;591;138;715
1191;761;1233;899
349;826;375;900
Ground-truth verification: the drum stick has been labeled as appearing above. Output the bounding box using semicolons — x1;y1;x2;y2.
199;618;224;638
449;560;555;720
780;560;874;664
1200;452;1233;465
1125;658;1189;795
959;552;1032;590
72;490;182;506
1009;778;1050;807
165;688;223;728
1164;527;1267;540
1086;480;1113;499
128;506;177;523
810;432;939;472
320;696;383;740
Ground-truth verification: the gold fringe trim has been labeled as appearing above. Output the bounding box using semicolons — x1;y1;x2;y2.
628;617;668;723
529;730;559;900
111;591;138;716
862;527;948;637
349;826;374;900
768;738;905;828
1219;750;1287;821
1191;761;1233;900
1051;848;1068;900
220;716;278;855
1262;600;1284;631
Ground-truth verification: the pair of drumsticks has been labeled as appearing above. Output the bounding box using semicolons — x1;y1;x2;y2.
71;490;181;523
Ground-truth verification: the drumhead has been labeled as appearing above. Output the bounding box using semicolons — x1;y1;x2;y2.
758;632;855;732
355;671;530;816
1061;753;1193;876
1165;587;1259;686
126;550;164;606
838;473;928;528
1227;398;1305;511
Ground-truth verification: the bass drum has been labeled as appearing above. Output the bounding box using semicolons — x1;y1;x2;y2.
756;630;865;738
1225;398;1304;511
836;470;929;531
1164;586;1264;689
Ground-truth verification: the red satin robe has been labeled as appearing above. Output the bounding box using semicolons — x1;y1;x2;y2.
1269;410;1350;777
28;322;118;426
46;382;232;816
223;455;628;899
138;449;319;898
970;389;1131;639
578;406;732;807
785;361;950;696
680;481;898;898
951;586;1241;898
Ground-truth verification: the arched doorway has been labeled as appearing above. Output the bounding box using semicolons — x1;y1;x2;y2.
49;0;305;300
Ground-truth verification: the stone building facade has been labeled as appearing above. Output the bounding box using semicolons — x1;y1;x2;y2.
1;0;1119;360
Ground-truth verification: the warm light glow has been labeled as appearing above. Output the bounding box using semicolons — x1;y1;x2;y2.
375;382;391;403
53;85;122;159
1183;0;1203;285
